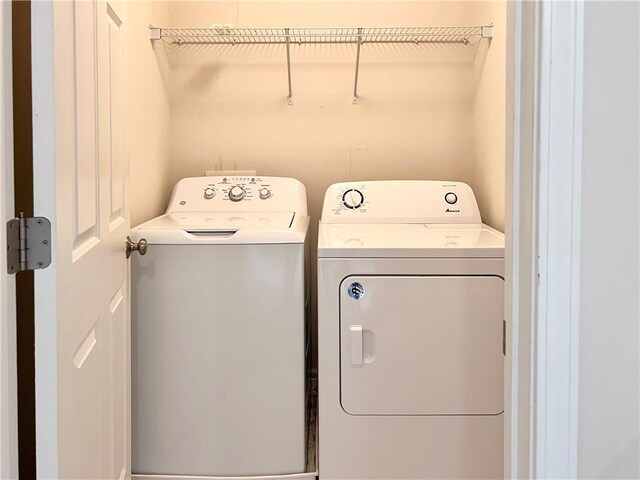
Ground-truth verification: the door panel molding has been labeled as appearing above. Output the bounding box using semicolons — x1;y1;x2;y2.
72;1;100;243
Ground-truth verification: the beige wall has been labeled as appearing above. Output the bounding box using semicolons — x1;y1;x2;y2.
470;1;506;231
578;2;639;478
164;1;506;233
124;1;508;230
126;1;172;227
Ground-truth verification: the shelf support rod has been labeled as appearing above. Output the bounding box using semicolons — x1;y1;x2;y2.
352;28;363;104
285;28;293;105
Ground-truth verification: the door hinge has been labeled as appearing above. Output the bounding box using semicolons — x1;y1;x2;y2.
6;213;52;274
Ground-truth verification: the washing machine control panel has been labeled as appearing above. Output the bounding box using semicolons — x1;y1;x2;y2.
322;181;482;224
167;176;308;215
199;177;262;203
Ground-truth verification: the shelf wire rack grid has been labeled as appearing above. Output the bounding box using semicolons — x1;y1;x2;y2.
149;25;493;104
152;26;491;46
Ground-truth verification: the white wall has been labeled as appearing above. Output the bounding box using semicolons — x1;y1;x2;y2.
578;2;640;478
126;1;172;227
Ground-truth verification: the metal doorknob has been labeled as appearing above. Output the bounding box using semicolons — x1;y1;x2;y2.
126;236;148;258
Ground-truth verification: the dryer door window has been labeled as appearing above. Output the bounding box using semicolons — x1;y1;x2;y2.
340;275;504;416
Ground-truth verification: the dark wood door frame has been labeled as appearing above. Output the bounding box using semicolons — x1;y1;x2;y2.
12;1;36;477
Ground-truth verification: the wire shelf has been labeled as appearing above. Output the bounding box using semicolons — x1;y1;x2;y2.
153;25;492;46
148;25;493;105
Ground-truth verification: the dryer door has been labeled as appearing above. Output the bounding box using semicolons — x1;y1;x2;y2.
340;275;504;415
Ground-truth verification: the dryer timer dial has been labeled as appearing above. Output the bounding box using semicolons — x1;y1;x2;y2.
342;189;364;209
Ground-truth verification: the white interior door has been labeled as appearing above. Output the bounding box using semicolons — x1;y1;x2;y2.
32;1;130;478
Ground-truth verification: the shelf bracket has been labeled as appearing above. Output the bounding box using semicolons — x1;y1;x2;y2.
481;24;493;39
285;28;293;105
149;25;161;41
352;28;363;105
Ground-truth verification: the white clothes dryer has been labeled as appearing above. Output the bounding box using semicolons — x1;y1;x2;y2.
130;176;309;478
317;180;505;479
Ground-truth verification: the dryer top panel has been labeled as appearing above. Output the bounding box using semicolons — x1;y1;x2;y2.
317;223;504;258
320;180;481;224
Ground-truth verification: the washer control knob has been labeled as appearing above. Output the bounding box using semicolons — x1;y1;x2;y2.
228;185;246;202
203;187;216;199
259;188;271;199
445;192;458;205
342;189;364;209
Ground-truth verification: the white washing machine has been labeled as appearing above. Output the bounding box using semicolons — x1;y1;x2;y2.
130;176;310;479
317;180;505;479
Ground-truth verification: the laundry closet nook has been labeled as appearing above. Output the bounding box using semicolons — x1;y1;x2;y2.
16;1;510;479
122;3;508;478
127;0;507;360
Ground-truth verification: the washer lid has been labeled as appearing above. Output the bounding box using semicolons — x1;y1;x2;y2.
317;223;504;258
131;211;308;244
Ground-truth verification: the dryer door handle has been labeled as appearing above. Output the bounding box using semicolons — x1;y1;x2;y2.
349;325;363;366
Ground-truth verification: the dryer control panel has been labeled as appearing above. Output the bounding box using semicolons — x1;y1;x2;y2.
321;180;481;224
166;176;308;216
